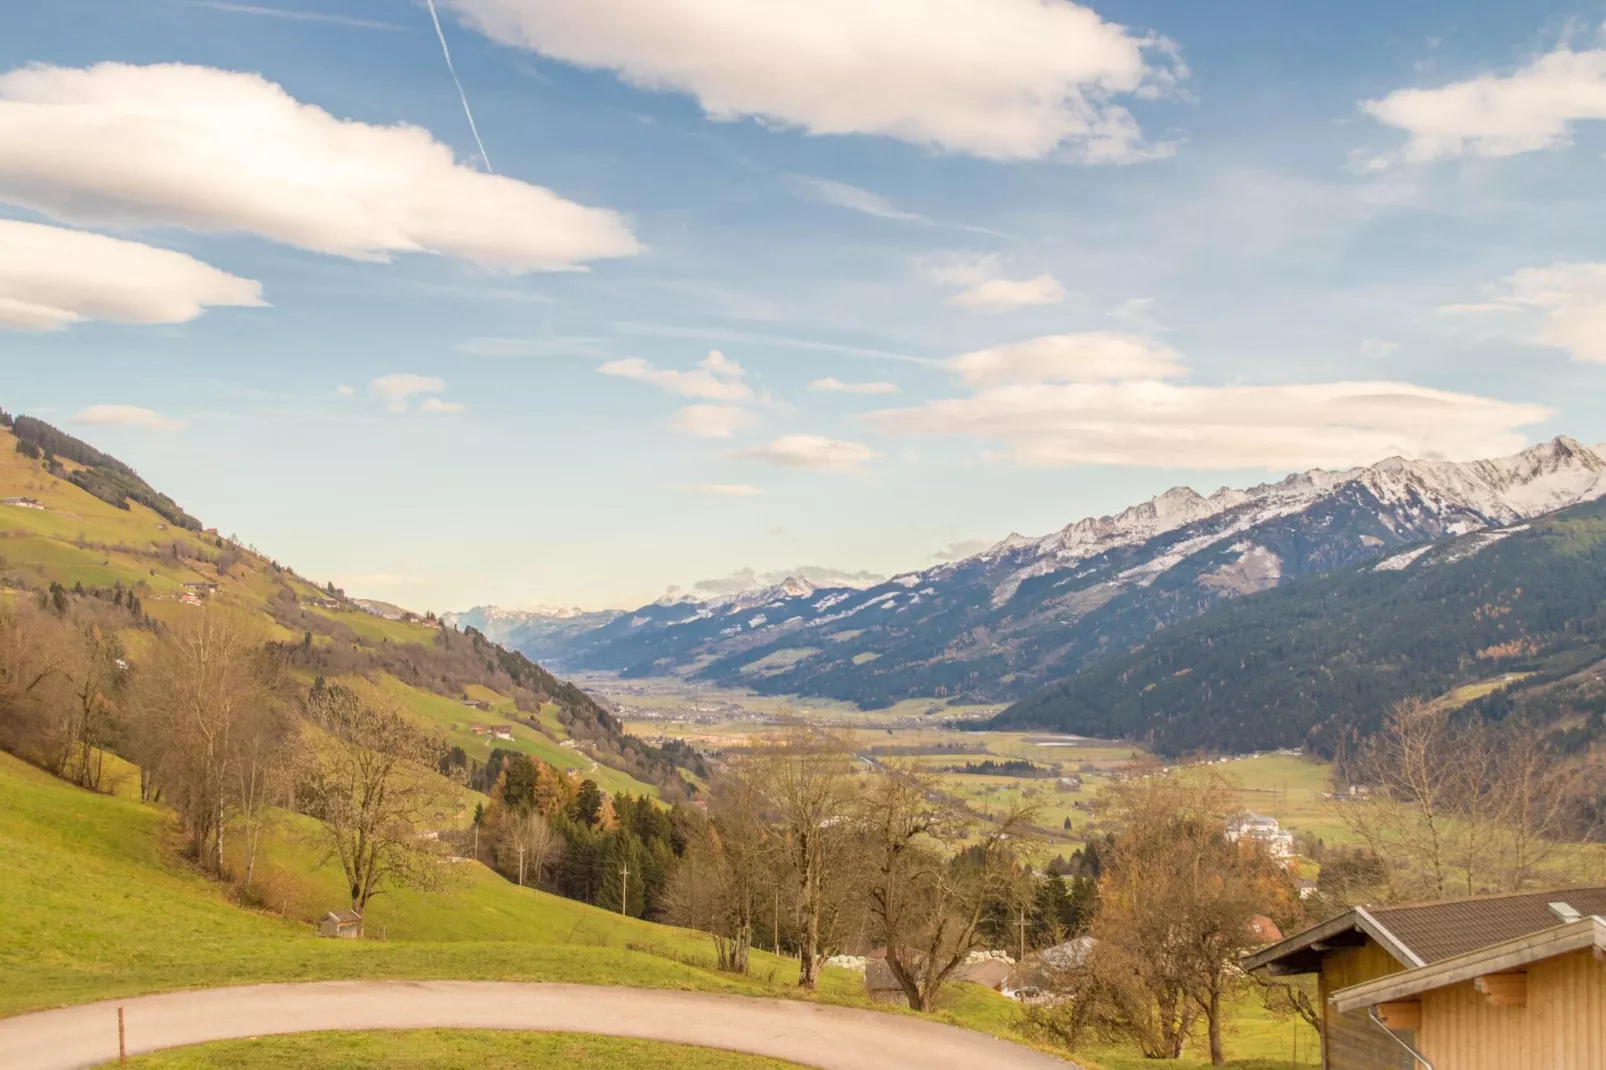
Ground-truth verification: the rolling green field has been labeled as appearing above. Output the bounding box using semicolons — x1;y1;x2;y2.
106;1031;812;1070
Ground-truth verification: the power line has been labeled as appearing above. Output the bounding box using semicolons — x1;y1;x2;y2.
423;0;494;174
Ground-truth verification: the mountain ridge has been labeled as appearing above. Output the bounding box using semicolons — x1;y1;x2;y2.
518;437;1606;709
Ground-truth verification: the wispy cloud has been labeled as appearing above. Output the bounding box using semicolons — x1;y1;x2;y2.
73;404;186;431
188;1;406;31
370;373;454;413
732;434;879;474
614;322;938;367
786;176;929;222
808;377;900;395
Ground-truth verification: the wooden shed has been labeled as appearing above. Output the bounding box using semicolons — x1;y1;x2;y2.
1244;886;1606;1069
319;910;363;939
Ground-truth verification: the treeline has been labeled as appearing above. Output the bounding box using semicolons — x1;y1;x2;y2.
993;497;1606;757
948;758;1046;776
10;415;201;530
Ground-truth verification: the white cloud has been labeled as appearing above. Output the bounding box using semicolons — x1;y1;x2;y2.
933;538;994;561
1451;262;1606;363
948;274;1066;312
419;397;465;413
1359;337;1399;360
866;380;1549;470
948;332;1186;387
447;0;1180;161
370;373;448;413
1363;45;1606;164
0;219;264;332
335;384;356;396
597;350;752;400
918;253;1066;312
683;483;764;497
786;176;928;222
0;62;640;271
808;377;899;395
732;434;879;474
73;404;186;431
671;404;753;438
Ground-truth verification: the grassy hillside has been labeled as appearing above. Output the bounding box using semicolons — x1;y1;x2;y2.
0;422;678;798
992;498;1606;757
0;748;856;1015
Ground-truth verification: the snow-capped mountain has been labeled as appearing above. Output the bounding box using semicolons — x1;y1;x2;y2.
444;604;622;650
519;437;1606;708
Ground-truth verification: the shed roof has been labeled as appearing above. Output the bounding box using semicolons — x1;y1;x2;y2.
322;909;362;924
1243;886;1606;975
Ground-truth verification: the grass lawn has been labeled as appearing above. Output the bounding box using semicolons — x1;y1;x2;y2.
103;1030;811;1069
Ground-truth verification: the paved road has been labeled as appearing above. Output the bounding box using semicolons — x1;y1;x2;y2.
0;981;1077;1070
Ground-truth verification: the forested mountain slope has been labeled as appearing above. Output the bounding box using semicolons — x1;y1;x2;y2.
0;412;696;798
529;438;1606;710
989;496;1606;757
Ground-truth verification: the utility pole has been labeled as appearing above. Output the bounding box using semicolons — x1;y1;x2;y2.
773;888;780;955
619;860;629;917
1018;906;1026;963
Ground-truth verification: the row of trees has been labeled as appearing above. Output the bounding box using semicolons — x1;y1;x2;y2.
0;597;451;914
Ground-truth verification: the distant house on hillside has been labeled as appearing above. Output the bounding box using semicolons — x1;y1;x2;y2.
318;910;362;939
469;724;488;736
492;726;514;741
1226;811;1295;857
1;496;43;510
182;580;218;594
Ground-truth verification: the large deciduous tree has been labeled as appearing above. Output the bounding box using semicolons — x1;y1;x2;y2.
301;681;447;913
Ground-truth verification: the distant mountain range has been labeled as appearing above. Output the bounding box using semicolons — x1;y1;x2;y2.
444;604;624;652
490;437;1606;723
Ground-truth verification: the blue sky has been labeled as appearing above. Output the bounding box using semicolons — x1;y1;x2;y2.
5;0;1606;610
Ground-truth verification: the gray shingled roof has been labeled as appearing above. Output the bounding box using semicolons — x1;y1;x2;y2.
1367;887;1606;963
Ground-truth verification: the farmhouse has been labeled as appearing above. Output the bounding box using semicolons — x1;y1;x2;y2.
1244;886;1606;1069
0;496;43;509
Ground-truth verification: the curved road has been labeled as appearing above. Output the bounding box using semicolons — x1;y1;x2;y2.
0;981;1077;1070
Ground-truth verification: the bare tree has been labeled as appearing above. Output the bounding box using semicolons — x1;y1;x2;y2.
501;807;559;889
669;759;774;974
860;763;1040;1012
1059;768;1290;1064
1337;699;1591;902
131;606;282;874
58;619;126;792
0;601;74;764
753;728;857;989
301;682;447;914
231;693;300;887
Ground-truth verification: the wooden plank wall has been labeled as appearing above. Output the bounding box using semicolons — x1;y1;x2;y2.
1322;942;1416;1070
1417;948;1606;1070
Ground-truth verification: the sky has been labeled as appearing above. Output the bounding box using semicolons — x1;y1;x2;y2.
6;0;1606;611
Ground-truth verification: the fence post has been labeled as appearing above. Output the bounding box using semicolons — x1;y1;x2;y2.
118;1006;126;1065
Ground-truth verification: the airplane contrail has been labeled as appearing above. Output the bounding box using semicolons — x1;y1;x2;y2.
423;0;494;174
